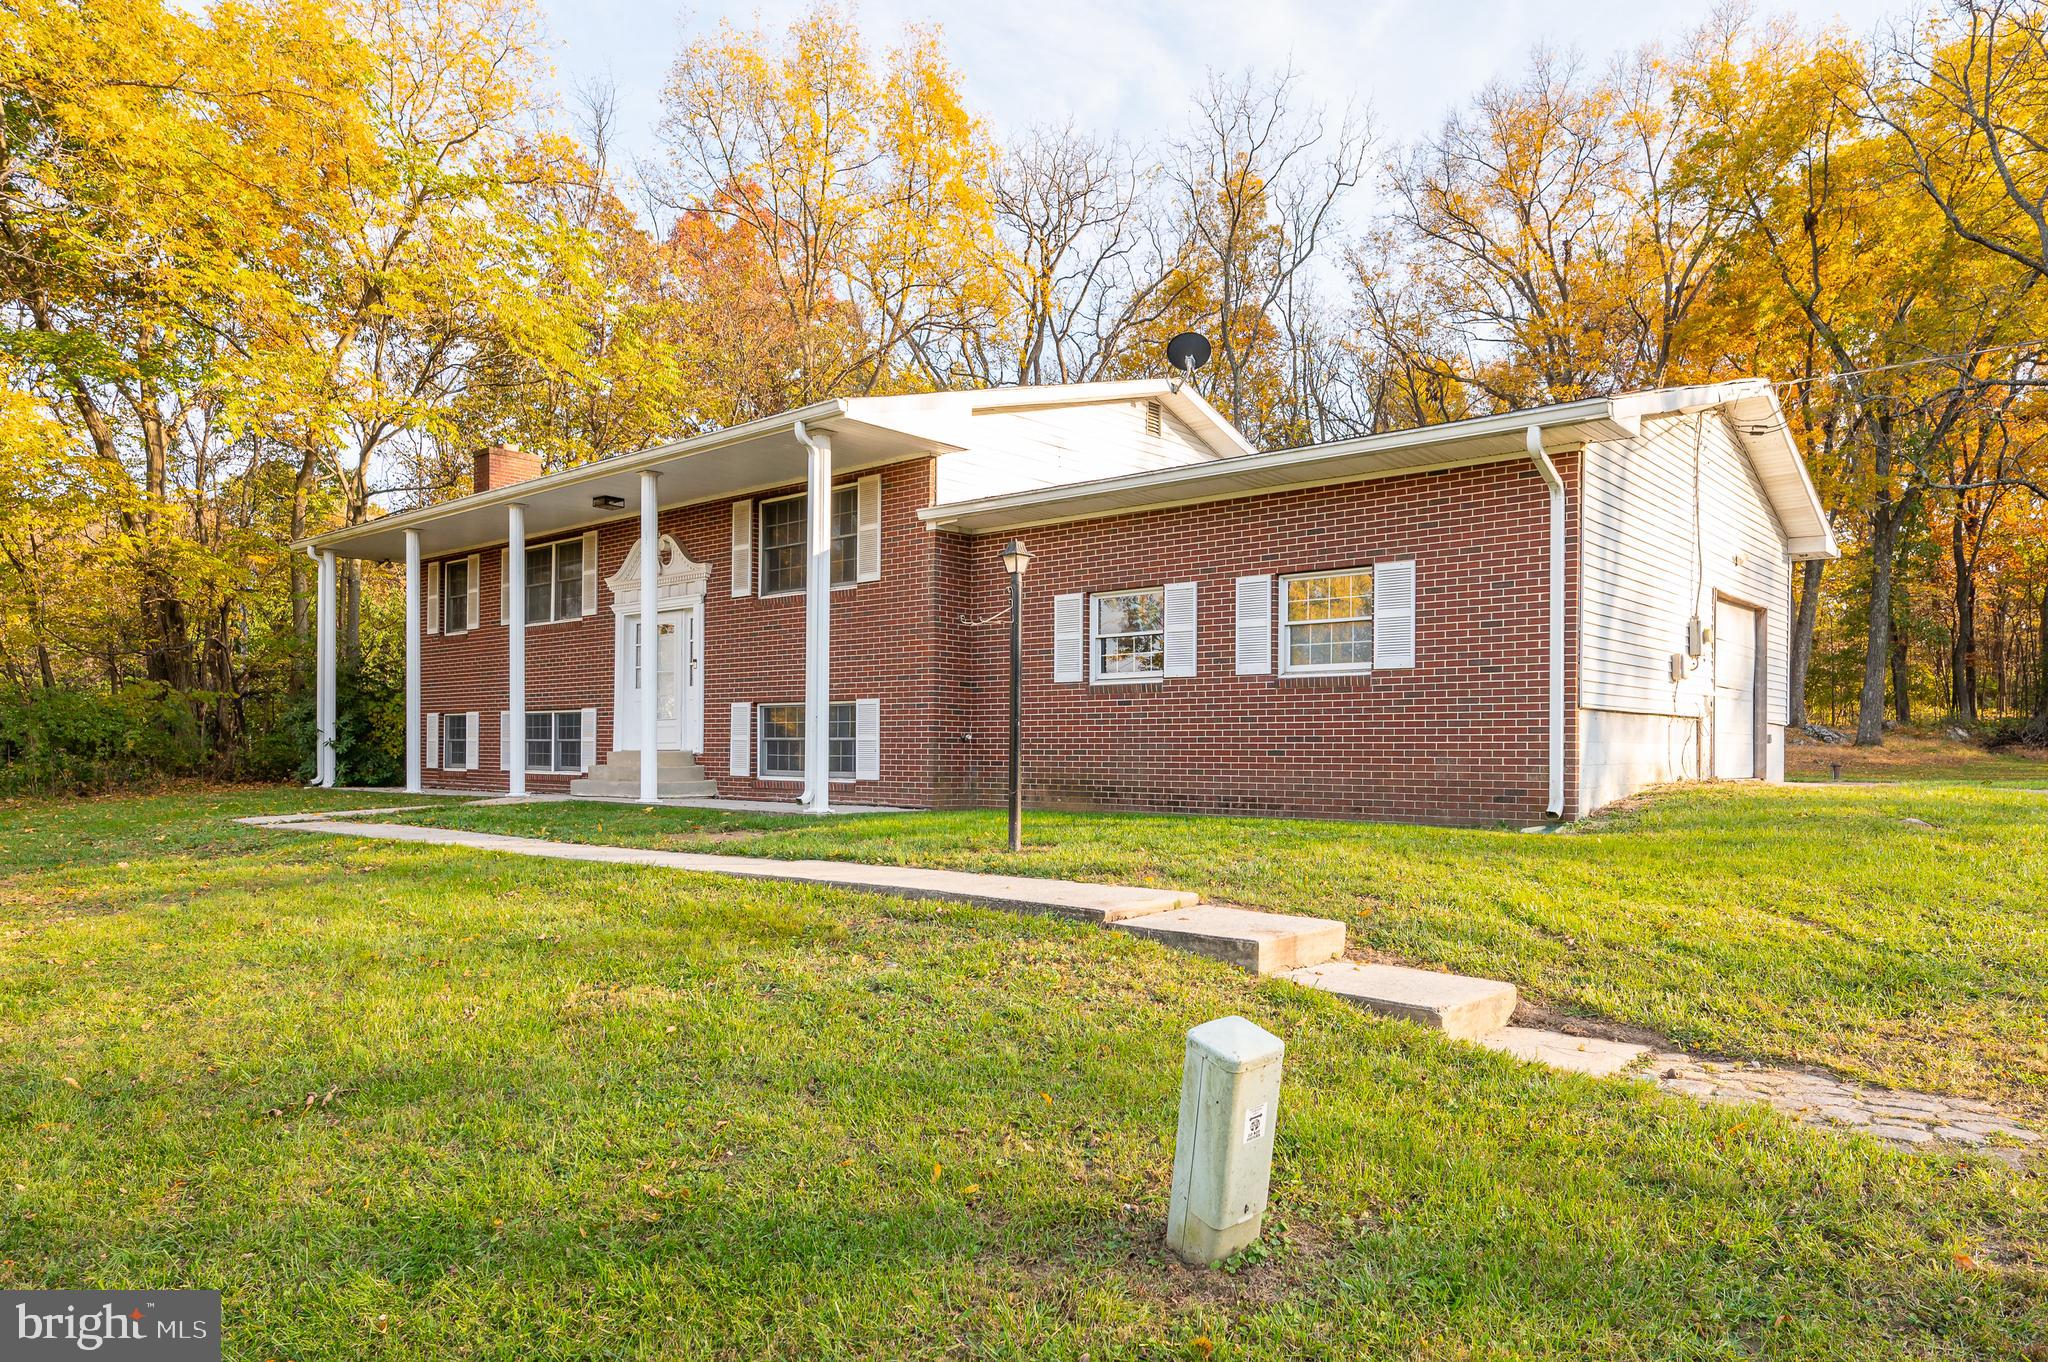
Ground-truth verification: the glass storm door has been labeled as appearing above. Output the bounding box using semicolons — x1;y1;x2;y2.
629;607;697;750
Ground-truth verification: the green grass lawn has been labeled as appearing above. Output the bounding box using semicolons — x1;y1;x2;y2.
0;789;2042;1359
386;782;2048;1117
1786;728;2048;785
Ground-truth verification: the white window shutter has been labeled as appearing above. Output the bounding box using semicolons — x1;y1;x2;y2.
465;711;481;770
1374;560;1417;670
425;712;440;769
465;555;481;632
499;548;509;625
1234;575;1271;675
1163;582;1198;678
728;701;751;776
425;562;441;635
855;474;882;582
580;531;599;615
854;698;880;781
499;711;512;771
579;706;598;771
730;501;753;596
1052;593;1084;683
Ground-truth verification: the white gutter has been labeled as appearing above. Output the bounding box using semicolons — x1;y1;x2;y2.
1527;425;1566;820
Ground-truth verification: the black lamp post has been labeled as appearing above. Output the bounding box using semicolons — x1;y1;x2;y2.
1001;539;1033;852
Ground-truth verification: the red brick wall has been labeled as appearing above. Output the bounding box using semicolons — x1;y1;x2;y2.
417;449;1581;825
941;455;1581;826
417;457;944;806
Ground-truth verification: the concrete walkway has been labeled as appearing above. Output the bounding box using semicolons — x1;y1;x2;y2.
247;810;2039;1161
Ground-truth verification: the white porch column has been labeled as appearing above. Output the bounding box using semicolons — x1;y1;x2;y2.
506;503;527;796
799;426;832;813
404;530;421;793
638;470;661;803
316;548;337;787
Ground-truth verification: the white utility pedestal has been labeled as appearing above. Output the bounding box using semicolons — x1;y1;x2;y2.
1166;1015;1284;1266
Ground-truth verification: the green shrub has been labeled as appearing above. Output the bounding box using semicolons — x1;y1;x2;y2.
0;684;207;793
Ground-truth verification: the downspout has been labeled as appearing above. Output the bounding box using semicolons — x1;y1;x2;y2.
1526;426;1566;819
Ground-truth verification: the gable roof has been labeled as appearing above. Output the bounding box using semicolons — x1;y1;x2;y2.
919;379;1839;561
300;380;1248;562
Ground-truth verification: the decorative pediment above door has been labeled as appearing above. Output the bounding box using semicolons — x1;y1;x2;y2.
606;534;711;612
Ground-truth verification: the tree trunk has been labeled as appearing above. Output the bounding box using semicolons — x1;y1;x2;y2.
2036;583;2048;718
1890;597;1911;727
289;449;317;692
1950;513;1977;722
1855;488;1901;745
1789;558;1824;728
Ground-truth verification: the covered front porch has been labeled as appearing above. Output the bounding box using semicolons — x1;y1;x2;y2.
301;400;938;814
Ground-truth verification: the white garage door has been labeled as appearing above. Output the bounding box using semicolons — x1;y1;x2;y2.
1713;600;1758;779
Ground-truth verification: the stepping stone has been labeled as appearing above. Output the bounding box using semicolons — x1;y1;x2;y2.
1480;1026;1649;1077
1111;906;1344;976
1283;961;1517;1040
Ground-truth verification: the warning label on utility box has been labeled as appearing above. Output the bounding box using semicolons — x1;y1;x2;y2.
1244;1104;1268;1144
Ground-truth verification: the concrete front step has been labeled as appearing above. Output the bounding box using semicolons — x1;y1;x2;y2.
1283;961;1518;1040
1112;906;1346;976
572;748;715;799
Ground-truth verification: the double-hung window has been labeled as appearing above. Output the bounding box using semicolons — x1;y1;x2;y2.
523;539;585;623
759;487;858;596
442;712;470;769
523;710;585;773
757;703;855;780
1091;588;1165;681
1280;568;1374;674
442;558;471;634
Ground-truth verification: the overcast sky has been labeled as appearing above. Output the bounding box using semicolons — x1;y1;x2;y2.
534;0;1909;189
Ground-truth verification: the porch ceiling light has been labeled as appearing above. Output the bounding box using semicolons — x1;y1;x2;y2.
592;493;626;510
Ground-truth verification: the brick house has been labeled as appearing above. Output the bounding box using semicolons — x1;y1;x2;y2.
300;378;1836;825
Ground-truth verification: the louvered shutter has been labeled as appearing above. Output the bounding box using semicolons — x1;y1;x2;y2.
1052;593;1084;683
1234;575;1272;675
855;474;882;582
464;556;481;632
580;531;599;615
499;548;509;625
728;702;751;776
499;711;513;771
426;562;441;635
464;711;481;770
1373;560;1417;670
730;501;753;596
1163;582;1197;678
854;698;880;781
579;707;597;771
425;712;440;769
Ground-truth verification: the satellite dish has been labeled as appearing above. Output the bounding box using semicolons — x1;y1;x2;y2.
1165;331;1212;378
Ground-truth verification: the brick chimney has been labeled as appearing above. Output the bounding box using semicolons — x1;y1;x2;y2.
475;443;541;492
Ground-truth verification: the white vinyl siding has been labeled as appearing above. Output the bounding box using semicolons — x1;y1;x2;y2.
1580;412;1791;724
1090;588;1165;682
757;702;857;781
1234;575;1272;675
1281;569;1375;674
932;400;1231;503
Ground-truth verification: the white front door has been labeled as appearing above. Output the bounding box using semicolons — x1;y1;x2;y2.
624;606;701;752
1712;600;1758;779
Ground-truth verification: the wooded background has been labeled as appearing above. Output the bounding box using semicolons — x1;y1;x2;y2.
3;0;2045;787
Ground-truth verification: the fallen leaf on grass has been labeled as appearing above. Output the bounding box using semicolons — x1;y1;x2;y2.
59;1076;80;1090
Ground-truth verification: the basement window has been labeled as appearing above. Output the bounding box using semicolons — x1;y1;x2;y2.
524;710;585;773
442;712;470;769
757;703;855;781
